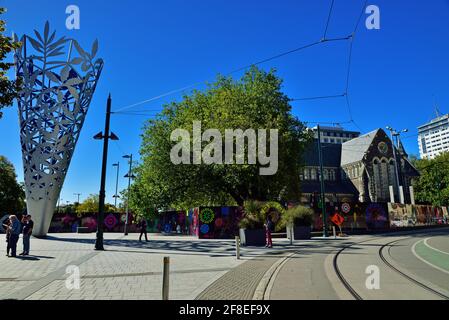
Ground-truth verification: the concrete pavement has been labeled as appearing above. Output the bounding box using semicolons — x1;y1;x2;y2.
0;233;246;300
265;229;449;300
1;229;448;300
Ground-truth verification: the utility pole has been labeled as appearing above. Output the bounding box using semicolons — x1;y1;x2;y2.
123;154;135;236
94;94;119;251
112;162;120;211
317;125;328;237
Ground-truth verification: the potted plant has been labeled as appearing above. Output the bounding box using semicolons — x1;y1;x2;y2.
239;200;266;246
279;205;314;240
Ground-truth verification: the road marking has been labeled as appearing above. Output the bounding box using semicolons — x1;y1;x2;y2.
424;238;449;255
259;252;295;300
412;240;449;275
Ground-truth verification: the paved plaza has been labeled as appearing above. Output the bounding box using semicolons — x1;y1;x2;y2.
0;233;294;300
1;229;449;300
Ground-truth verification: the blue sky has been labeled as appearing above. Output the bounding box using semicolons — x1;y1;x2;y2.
1;0;449;205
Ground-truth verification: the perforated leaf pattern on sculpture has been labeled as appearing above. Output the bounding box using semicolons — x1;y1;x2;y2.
14;22;103;235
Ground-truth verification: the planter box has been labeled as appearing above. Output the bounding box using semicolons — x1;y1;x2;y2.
239;228;266;246
287;225;311;240
77;227;90;234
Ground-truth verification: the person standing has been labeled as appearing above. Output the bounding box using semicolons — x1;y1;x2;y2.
265;215;274;248
138;218;148;242
20;215;33;256
2;217;11;256
7;215;21;258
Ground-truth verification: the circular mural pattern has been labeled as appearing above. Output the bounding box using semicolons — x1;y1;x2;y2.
260;202;285;223
215;218;223;228
200;208;215;224
104;214;118;230
341;203;351;214
200;224;210;234
120;214;127;222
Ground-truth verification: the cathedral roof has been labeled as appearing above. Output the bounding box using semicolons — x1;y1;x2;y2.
341;129;381;166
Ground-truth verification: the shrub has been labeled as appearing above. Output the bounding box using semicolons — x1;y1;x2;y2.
278;205;314;230
239;200;265;230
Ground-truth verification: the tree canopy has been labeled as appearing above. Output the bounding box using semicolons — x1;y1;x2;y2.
75;194;116;214
0;7;22;118
413;152;449;206
0;155;25;215
129;67;311;214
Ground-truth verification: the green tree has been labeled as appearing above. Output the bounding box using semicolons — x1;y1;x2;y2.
0;155;25;214
0;7;22;118
413;152;449;206
132;67;311;212
76;194;115;214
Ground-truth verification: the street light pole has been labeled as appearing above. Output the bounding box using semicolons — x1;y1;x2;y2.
123;154;134;236
94;94;119;251
74;193;81;204
112;162;120;210
317;125;328;237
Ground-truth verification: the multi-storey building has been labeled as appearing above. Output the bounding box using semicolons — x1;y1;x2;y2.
312;125;360;144
418;114;449;159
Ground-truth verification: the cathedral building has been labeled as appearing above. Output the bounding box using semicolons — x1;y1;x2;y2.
300;128;419;204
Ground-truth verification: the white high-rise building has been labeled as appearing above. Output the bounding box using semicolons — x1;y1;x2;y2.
418;114;449;159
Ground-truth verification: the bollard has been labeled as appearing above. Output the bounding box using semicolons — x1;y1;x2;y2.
289;226;293;245
235;236;240;260
162;257;170;300
332;226;336;239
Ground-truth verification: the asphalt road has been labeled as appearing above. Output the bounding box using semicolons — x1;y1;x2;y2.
268;228;449;300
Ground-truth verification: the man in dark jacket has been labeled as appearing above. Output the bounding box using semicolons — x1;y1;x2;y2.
139;218;148;242
20;215;34;256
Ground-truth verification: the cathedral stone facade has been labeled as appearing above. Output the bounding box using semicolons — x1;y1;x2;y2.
301;129;419;204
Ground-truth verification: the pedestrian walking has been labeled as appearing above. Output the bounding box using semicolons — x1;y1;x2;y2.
20;215;34;256
265;215;274;248
138;218;148;242
7;215;21;258
2;217;11;256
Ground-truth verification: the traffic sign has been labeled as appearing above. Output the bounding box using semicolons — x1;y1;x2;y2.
331;213;344;226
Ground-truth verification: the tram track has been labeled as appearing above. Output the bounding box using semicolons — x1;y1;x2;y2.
333;236;449;300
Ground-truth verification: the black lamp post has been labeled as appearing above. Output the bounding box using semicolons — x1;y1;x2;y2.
93;94;119;251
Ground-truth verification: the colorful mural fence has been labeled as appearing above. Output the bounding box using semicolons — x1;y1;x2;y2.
189;207;244;239
388;203;449;228
148;210;189;234
49;211;189;234
48;212;138;233
311;202;449;232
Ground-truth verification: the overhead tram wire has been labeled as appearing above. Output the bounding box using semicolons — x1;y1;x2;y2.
292;0;367;131
112;36;351;114
113;0;368;133
323;0;336;40
290;93;346;102
343;0;369;132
